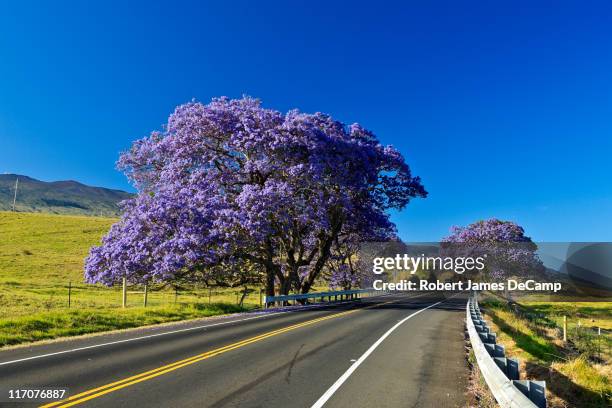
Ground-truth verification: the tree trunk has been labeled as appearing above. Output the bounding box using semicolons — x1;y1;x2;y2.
239;286;248;307
280;278;291;296
301;218;343;294
265;268;275;297
264;238;277;297
289;265;301;293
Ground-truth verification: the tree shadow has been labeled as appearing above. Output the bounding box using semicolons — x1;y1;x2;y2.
486;311;558;362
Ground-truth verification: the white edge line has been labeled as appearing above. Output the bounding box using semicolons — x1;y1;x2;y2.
0;292;398;367
310;297;449;408
0;302;338;366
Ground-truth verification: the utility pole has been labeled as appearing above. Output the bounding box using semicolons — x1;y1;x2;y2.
11;177;18;211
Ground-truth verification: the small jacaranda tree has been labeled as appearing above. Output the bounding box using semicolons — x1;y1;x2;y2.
442;218;544;282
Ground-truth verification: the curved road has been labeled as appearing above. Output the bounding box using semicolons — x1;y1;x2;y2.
0;292;468;408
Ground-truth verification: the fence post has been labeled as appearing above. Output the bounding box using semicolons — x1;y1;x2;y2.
598;327;601;360
68;281;72;308
143;284;148;308
259;288;263;308
563;315;567;342
122;277;127;308
209;287;212;304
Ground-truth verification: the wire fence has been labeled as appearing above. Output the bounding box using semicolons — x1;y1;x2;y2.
564;322;611;362
7;282;266;316
2;279;368;320
3;279;361;319
509;303;611;363
98;283;263;309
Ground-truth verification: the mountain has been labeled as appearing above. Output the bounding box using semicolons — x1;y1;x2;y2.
0;174;133;216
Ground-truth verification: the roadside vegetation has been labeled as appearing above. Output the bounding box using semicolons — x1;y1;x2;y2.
0;303;246;347
480;293;611;407
0;211;258;347
465;347;497;408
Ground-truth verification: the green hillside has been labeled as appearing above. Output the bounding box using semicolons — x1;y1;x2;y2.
0;174;132;216
0;212;253;346
0;211;116;285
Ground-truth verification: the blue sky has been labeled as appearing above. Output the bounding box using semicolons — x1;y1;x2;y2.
1;1;611;241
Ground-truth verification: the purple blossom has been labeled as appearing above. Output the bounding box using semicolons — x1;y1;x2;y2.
85;97;426;295
442;218;543;280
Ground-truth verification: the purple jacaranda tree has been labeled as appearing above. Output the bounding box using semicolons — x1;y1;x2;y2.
325;236;367;290
85;97;426;296
441;218;543;281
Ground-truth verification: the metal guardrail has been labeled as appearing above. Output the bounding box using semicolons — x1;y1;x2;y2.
263;289;379;308
467;294;547;408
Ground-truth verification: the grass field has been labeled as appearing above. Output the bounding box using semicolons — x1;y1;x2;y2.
0;211;261;347
480;294;611;407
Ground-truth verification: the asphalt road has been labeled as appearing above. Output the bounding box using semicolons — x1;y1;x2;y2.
0;292;468;408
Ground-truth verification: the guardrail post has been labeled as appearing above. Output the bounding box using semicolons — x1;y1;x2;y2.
513;381;546;408
494;357;508;374
507;357;520;380
529;381;547;408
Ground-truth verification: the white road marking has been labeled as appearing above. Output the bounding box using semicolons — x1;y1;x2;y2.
0;293;400;367
310;298;447;408
0;301;352;366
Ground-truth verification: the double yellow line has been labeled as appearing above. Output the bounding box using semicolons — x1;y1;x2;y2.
41;307;362;408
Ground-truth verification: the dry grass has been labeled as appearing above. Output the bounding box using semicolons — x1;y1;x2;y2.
465;344;498;407
480;294;611;407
